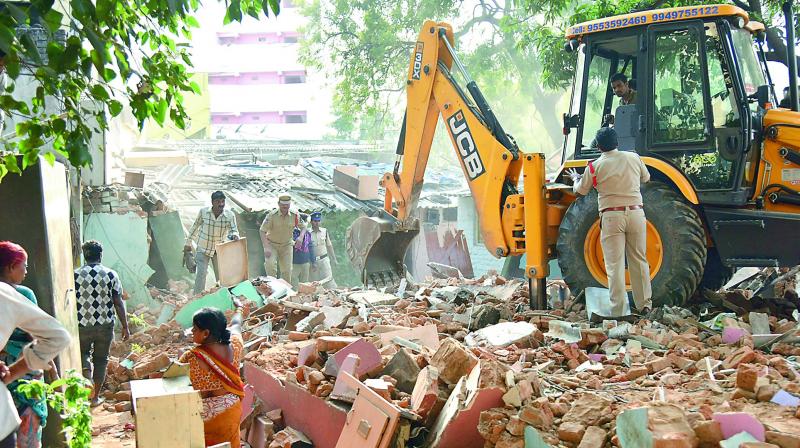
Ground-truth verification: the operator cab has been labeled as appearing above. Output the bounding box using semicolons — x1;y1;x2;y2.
562;6;773;206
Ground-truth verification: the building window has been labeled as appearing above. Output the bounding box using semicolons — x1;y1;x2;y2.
283;75;305;84
425;209;440;224
251;116;260;121
443;207;457;222
285;114;307;124
258;37;268;42
283;35;298;44
251;75;259;80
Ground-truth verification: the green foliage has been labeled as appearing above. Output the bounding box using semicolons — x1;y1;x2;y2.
0;0;281;180
128;312;149;330
298;0;565;153
130;342;146;353
16;370;93;448
511;0;797;90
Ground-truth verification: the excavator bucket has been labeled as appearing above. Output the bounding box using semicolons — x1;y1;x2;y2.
346;216;420;287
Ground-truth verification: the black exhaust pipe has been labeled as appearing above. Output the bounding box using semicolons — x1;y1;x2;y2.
785;1;799;111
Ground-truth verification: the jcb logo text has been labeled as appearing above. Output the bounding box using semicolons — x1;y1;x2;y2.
448;110;485;180
412;42;424;80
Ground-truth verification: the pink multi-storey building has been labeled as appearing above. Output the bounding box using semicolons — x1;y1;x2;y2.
193;0;333;139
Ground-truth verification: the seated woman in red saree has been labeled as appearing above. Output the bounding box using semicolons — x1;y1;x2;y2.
179;301;246;447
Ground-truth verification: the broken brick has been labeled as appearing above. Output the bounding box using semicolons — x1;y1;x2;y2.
646;357;672;374
692;420;724;447
626;365;648;381
410;366;439;419
766;431;800;448
558;422;587;444
723;346;756;369
756;384;779;402
430;337;479;385
505;415;526;437
577;426;607;448
517;400;554;430
315;336;359;353
288;331;310;341
736;363;759;392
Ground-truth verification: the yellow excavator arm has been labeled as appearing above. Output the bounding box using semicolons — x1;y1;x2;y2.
347;20;550;306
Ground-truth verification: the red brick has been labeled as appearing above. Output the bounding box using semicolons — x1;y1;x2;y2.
495;432;525;448
518;401;554;430
723;346;756;369
506;416;526;437
430;338;478;385
736;363;759;392
113;390;132;401
654;433;695;448
646;357;672;374
558;422;586;444
626;366;648;381
757;384;779;402
577;426;607;448
692;420;723;447
767;431;800;448
315;336;359;352
579;329;607;348
410;366;439;419
288;331;310;341
478;410;508;444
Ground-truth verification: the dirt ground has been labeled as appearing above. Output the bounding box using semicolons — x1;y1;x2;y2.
91;406;135;448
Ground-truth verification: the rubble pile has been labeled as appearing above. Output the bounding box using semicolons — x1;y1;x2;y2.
82;184;168;216
233;269;800;448
92;265;800;448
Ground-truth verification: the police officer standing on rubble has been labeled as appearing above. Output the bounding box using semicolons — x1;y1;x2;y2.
260;194;306;284
309;212;338;289
567;127;655;320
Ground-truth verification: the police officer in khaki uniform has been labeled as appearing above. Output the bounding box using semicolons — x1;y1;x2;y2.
260;194;306;283
308;212;338;289
568;127;653;317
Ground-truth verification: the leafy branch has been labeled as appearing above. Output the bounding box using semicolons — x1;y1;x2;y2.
0;0;281;180
16;370;93;448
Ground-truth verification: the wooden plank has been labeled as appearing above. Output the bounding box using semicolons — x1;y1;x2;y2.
216;237;249;287
130;377;193;414
135;390;204;448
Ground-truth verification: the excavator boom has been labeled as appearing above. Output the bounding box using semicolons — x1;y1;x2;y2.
347;21;550;306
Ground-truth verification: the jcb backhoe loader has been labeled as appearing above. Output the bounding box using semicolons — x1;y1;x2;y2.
347;2;800;308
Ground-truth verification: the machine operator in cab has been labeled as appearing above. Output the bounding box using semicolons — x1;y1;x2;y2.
603;73;637;127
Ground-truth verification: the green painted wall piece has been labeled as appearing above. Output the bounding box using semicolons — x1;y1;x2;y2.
616;407;653;448
231;280;263;306
720;431;758;448
83;213;156;310
175;287;233;328
524;426;551;448
148;211;192;281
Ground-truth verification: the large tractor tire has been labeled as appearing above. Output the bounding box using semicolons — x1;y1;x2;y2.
699;247;734;292
556;182;707;307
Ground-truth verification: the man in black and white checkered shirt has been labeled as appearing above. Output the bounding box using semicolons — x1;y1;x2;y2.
74;240;129;407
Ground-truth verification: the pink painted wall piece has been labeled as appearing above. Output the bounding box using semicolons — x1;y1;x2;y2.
712;412;765;441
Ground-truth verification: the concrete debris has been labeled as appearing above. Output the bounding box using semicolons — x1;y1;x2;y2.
93;269;800;448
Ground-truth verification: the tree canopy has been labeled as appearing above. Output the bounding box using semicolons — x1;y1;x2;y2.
300;0;799;159
0;0;281;179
